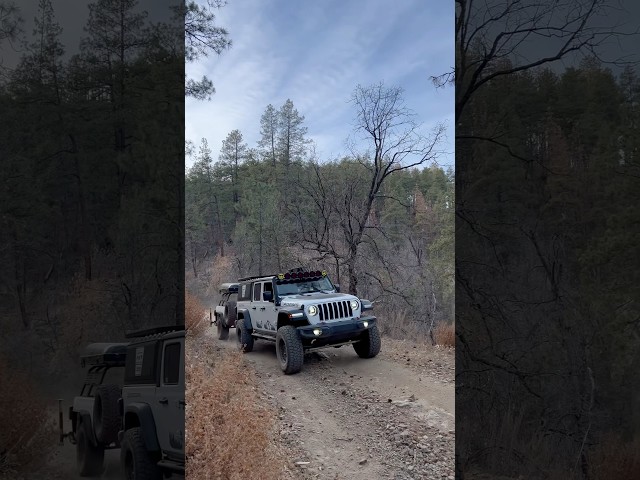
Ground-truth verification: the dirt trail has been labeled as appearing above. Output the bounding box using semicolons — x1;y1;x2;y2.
207;325;455;480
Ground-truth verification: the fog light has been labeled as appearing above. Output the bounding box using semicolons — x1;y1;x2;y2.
313;328;322;336
363;321;369;328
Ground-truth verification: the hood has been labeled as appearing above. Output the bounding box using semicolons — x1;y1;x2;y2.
279;293;356;303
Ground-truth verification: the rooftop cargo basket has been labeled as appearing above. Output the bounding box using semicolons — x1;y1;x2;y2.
219;282;239;294
80;343;128;367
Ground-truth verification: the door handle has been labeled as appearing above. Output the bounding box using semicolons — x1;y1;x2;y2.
179;400;186;406
159;397;168;404
252;307;256;310
260;307;265;311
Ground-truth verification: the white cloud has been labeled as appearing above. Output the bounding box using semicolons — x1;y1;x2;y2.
186;0;454;168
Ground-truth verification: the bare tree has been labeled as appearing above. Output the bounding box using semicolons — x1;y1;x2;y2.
294;83;445;295
0;0;23;74
455;0;639;122
0;1;21;45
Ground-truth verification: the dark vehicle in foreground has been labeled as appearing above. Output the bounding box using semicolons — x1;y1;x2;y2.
59;326;185;479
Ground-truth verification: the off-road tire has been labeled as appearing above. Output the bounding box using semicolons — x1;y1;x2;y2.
225;300;237;328
93;384;121;445
236;321;254;352
76;419;104;477
353;324;381;358
276;325;304;374
121;427;161;480
216;314;229;340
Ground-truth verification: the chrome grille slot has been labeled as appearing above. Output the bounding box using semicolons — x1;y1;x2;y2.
316;301;353;322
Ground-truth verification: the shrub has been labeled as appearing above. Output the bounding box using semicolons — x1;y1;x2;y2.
185;290;207;336
434;322;455;347
0;357;55;479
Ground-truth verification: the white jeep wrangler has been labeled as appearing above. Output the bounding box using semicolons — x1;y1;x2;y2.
233;268;380;374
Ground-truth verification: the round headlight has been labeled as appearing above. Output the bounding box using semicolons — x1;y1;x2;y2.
350;300;359;310
308;305;318;316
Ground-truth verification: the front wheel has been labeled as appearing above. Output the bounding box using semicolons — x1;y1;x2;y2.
236;321;254;352
276;325;304;374
353;324;381;358
120;427;161;480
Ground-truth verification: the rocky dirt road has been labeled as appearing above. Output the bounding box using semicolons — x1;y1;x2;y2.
207;325;455;480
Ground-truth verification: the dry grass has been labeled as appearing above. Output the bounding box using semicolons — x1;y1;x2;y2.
377;310;455;349
0;357;56;479
185;337;290;480
378;309;431;343
434;322;455;347
583;434;640;480
185;290;207;337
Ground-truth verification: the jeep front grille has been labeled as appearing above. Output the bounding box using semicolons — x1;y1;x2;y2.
318;301;353;321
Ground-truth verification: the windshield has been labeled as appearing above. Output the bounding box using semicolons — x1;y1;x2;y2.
276;277;335;296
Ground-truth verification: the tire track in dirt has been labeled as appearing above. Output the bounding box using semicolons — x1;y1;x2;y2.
208;325;455;479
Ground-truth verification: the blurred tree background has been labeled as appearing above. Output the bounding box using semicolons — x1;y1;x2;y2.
455;0;640;477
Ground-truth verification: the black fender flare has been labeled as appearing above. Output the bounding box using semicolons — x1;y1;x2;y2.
237;309;253;331
123;402;160;452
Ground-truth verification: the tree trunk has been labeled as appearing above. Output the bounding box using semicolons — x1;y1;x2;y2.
212;191;225;257
347;245;358;295
74;154;92;280
189;235;198;277
258;208;263;275
16;262;28;329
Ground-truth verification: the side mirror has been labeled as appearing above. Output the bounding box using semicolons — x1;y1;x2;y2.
334;284;340;293
263;291;273;302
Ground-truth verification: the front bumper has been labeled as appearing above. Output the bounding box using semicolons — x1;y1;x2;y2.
297;316;376;347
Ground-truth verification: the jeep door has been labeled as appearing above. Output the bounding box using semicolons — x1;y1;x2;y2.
154;337;185;461
251;281;276;332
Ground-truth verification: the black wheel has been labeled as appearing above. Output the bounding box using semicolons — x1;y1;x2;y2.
225;300;237;327
76;419;104;477
120;427;161;480
276;325;304;374
353;324;381;358
216;314;230;340
237;321;254;352
93;384;121;444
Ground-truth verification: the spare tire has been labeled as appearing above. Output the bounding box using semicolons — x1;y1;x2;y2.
93;384;122;445
225;300;237;328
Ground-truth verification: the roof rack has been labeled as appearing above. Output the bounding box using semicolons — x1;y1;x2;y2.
237;273;278;282
125;325;185;339
80;343;128;367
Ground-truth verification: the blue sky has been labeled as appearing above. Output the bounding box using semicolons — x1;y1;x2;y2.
185;0;454;169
